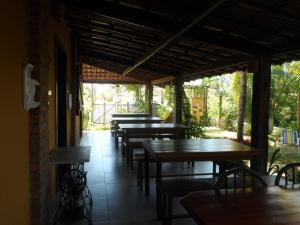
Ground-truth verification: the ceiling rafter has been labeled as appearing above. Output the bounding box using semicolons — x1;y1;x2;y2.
80;50;179;77
121;0;229;76
183;55;249;77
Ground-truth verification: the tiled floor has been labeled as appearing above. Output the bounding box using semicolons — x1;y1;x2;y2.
58;131;214;225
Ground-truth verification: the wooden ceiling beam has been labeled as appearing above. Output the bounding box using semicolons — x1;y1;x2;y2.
238;1;300;27
73;26;221;65
71;26;154;50
151;76;176;85
65;2;267;56
183;55;249;77
80;50;178;77
185;28;267;56
121;0;228;76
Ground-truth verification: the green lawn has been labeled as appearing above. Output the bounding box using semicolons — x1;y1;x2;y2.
204;126;300;170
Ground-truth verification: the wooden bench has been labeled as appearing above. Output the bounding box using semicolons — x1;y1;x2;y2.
123;135;175;166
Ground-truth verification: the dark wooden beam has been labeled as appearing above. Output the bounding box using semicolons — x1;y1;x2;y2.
183;55;249;77
121;0;228;76
238;1;300;28
82;80;145;84
271;41;300;57
250;54;271;174
151;76;175;85
66;2;267;55
80;51;177;78
185;28;266;56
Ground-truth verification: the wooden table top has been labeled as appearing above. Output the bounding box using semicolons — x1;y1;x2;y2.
111;113;151;117
119;123;188;129
49;146;91;165
181;186;300;225
111;116;162;121
142;139;260;161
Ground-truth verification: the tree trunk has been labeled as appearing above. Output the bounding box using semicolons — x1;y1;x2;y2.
218;94;223;127
237;71;247;141
297;93;300;129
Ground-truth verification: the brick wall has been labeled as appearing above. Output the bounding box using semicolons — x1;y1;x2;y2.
28;0;50;224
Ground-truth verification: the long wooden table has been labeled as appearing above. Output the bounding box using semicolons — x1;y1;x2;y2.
181;186;300;225
111;113;151;117
119;123;188;139
111;116;163;143
111;116;163;125
142;139;260;217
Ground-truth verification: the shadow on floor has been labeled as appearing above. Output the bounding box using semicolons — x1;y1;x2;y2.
57;131;214;225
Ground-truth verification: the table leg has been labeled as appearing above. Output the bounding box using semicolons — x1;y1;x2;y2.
145;150;150;196
156;160;162;219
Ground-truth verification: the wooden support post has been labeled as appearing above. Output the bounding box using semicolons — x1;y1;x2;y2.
250;54;271;174
71;32;78;146
175;75;183;124
146;83;153;115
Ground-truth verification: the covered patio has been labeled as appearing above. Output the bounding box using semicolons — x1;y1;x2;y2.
64;0;300;174
3;0;300;225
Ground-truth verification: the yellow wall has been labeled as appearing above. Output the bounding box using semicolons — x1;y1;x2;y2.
0;1;30;225
0;1;79;223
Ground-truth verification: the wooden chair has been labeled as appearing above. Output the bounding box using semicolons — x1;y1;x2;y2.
214;167;268;194
275;163;300;188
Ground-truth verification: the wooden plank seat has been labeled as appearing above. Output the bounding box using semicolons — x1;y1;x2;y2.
123;138;151;167
161;177;217;224
123;134;175;165
114;129;124;146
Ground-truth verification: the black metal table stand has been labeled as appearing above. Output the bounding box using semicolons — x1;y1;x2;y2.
52;164;92;225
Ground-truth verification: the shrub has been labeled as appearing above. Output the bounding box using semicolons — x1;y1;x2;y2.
224;111;236;131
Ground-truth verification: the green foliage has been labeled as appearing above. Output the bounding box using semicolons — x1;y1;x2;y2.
270;65;300;128
164;85;175;109
153;103;170;120
224;110;237;131
181;87;206;138
82;111;90;130
123;84;147;112
189;116;206;138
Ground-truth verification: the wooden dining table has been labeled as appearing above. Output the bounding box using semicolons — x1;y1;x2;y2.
111;116;163;125
119;123;188;139
181;186;300;225
142;139;260;217
111;113;151;117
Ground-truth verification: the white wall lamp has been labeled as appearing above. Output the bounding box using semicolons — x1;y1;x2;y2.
23;63;40;111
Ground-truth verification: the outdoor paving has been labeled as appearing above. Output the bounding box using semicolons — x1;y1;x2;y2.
58;131;214;225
